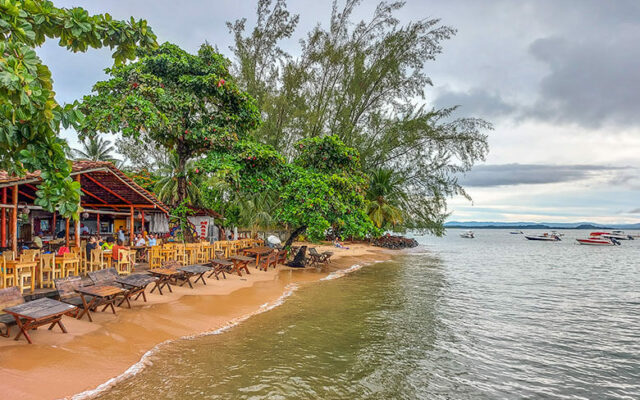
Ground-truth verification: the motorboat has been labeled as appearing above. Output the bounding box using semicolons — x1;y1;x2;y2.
524;233;561;241
590;231;633;240
550;230;565;237
510;230;523;234
577;237;620;246
460;230;475;239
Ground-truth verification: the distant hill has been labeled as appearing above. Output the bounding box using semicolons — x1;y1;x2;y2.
444;221;640;230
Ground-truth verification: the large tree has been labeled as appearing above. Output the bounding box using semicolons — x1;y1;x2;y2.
77;42;261;206
228;0;490;234
198;135;376;245
0;0;157;218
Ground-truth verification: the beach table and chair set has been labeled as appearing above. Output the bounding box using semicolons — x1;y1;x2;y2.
0;238;313;344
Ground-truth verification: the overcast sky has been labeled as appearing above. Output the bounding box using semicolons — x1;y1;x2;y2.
41;0;640;224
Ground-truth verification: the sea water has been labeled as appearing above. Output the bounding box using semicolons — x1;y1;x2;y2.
92;230;640;399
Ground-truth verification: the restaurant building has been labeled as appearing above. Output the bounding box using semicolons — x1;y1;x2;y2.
0;161;170;253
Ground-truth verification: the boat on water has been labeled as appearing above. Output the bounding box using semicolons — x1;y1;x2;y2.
590;230;634;240
460;230;475;239
510;230;523;234
550;230;565;237
524;233;561;241
576;237;620;246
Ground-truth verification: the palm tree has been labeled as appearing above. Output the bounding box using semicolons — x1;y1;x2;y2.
366;168;407;229
236;191;279;237
154;152;201;206
73;136;119;163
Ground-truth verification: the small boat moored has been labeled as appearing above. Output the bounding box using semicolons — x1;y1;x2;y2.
510;230;523;234
460;230;475;239
524;233;561;241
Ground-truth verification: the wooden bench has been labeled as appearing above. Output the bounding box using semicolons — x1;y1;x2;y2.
0;287;24;338
54;276;90;318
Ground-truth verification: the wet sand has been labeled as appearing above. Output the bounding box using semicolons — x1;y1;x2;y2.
0;243;391;400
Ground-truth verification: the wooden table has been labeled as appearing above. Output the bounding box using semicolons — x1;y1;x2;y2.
54;256;80;277
3;298;76;344
229;255;253;277
243;246;273;269
177;264;211;287
208;259;231;280
74;285;124;322
5;260;37;293
115;274;157;304
131;246;148;262
148;268;183;295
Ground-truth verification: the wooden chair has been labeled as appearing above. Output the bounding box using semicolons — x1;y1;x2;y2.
39;253;59;289
19;251;37;262
116;250;134;275
149;246;163;269
53;276;87;318
13;260;35;294
308;248;332;266
0;256;15;289
276;249;288;265
0;286;25;338
89;247;105;272
256;251;276;271
79;246;88;275
2;251;15;261
88;268;132;308
185;244;198;265
174;244;186;264
61;253;80;277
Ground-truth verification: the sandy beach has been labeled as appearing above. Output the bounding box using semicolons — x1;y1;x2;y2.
0;243;392;400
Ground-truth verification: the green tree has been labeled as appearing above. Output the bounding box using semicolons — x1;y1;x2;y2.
228;0;490;234
73;136;118;163
0;0;157;219
77;42;261;205
198;135;376;245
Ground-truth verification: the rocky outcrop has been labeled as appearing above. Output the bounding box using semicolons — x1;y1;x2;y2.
371;235;418;249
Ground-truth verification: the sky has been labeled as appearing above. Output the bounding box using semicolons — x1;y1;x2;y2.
39;0;640;224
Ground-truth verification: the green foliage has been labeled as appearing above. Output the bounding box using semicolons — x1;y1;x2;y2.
366;168;406;230
228;0;490;234
170;200;195;242
154;152;201;206
199;136;375;241
0;0;157;219
78;42;261;205
123;168;159;192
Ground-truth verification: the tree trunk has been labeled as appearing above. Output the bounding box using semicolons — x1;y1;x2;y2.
176;146;188;205
284;225;307;248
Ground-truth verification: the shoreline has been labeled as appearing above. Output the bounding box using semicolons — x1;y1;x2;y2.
0;243;394;400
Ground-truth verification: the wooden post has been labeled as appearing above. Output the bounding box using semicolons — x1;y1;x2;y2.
65;218;70;247
52;212;56;236
75;175;80;248
1;187;6;247
11;185;18;254
130;206;134;246
141;210;145;234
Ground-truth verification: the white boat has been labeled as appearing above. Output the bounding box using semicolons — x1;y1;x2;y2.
510;230;523;234
460;230;475;239
577;237;620;246
524;233;561;241
550;230;565;237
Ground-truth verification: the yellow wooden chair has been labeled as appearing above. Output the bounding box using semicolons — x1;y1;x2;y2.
61;253;79;277
149;246;163;269
0;256;15;288
19;251;37;262
39;253;58;289
2;250;15;262
174;244;186;264
89;248;105;272
116;250;134;275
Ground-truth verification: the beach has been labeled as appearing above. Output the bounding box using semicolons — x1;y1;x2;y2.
0;243;391;400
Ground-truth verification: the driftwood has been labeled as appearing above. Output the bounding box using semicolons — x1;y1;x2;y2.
371;235;418;249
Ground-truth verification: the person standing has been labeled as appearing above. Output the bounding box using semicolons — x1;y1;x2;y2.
117;227;126;243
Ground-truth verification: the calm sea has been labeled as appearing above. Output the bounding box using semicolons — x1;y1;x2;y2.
92;229;640;399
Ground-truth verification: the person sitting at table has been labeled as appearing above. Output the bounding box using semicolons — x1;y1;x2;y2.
101;236;115;250
148;234;157;246
86;236;98;257
111;239;128;262
135;233;146;247
32;233;43;249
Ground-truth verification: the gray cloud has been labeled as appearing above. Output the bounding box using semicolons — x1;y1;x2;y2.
459;164;624;187
432;88;515;118
628;208;640;214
